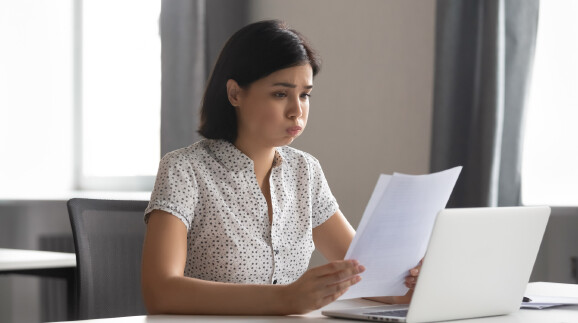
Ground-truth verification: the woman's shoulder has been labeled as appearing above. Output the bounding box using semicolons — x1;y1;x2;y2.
160;139;213;165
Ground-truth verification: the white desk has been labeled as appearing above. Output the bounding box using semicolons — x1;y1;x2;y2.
0;248;77;320
50;282;578;323
0;248;76;271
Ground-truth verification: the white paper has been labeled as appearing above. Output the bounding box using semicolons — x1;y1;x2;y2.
520;303;564;310
340;166;462;299
520;302;564;309
525;295;578;304
521;295;578;309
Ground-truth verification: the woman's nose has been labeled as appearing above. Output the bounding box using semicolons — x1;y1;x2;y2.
287;96;303;119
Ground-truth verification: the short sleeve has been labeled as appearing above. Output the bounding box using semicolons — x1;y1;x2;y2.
308;156;339;228
144;151;198;230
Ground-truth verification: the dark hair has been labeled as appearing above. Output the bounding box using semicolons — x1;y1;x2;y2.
198;20;321;143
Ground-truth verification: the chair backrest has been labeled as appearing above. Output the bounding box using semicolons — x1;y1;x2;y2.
67;198;148;320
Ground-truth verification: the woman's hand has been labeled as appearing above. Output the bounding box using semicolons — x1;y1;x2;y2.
281;260;365;314
364;259;423;305
404;259;423;289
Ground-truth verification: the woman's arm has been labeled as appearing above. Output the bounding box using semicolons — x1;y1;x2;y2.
312;210;355;261
141;210;364;315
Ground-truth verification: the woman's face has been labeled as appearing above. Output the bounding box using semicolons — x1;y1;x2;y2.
232;64;313;148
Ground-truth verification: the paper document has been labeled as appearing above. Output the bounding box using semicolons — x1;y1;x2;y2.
521;295;578;309
339;166;462;299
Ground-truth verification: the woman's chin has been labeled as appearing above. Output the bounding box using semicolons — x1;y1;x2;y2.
278;136;298;147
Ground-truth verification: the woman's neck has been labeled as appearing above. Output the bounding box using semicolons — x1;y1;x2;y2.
234;137;276;179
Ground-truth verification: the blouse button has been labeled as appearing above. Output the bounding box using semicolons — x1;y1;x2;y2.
273;279;278;284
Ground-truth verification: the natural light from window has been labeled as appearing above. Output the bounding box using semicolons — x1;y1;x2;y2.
82;0;161;180
0;0;161;197
522;0;578;206
0;1;74;196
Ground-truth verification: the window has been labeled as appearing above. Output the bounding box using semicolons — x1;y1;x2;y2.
0;1;74;196
521;0;578;206
0;0;160;197
80;0;161;190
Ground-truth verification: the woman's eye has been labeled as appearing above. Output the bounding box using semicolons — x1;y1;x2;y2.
300;93;311;99
273;92;287;98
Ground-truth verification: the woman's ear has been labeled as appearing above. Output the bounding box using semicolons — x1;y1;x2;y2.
226;79;242;107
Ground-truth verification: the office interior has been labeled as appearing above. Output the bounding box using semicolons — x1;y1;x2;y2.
1;1;576;322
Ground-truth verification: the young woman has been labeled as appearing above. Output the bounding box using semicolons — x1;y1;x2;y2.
141;19;420;316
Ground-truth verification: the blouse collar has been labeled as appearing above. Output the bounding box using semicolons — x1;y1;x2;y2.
207;139;284;173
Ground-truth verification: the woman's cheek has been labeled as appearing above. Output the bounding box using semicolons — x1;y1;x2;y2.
262;103;284;124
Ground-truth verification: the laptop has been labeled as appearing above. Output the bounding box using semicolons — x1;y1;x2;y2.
322;206;550;322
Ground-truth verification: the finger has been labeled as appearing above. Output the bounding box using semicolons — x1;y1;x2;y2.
412;259;423;275
404;276;417;288
313;260;363;278
309;260;355;278
320;263;365;285
313;260;361;277
410;259;423;275
324;274;362;298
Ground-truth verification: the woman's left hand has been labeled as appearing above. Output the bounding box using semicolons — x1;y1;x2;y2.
404;259;423;289
364;258;424;305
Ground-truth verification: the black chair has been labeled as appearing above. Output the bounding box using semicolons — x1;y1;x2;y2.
67;198;149;320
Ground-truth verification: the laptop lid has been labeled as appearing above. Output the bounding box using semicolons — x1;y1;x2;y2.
323;206;550;323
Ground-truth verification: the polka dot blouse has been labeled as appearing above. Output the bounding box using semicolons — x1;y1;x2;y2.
144;139;339;285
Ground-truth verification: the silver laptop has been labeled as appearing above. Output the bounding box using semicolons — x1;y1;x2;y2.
322;206;550;322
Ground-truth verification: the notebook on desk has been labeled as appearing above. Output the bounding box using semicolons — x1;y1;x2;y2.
322;206;551;323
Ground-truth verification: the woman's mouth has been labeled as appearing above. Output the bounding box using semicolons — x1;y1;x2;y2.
287;126;302;136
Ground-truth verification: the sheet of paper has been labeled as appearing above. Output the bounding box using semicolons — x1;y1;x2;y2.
340;166;462;299
525;295;578;304
520;303;564;309
521;295;578;309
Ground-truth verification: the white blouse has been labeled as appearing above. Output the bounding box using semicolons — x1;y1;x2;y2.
145;139;339;285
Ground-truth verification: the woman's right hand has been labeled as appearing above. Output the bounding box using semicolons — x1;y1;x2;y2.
281;260;365;314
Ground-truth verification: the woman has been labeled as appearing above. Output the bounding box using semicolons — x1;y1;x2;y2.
141;19;420;315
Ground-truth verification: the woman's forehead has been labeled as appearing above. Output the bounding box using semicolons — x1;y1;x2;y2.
261;65;313;87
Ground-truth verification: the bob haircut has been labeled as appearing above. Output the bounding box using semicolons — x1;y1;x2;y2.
198;19;321;143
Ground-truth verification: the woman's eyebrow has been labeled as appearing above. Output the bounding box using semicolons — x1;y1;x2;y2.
272;82;313;89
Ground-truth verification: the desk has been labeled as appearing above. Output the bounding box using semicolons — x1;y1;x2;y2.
0;248;77;320
0;248;76;271
50;282;578;323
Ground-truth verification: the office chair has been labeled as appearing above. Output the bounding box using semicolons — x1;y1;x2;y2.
67;198;149;320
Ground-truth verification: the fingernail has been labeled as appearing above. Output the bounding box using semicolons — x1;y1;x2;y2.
358;265;366;273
